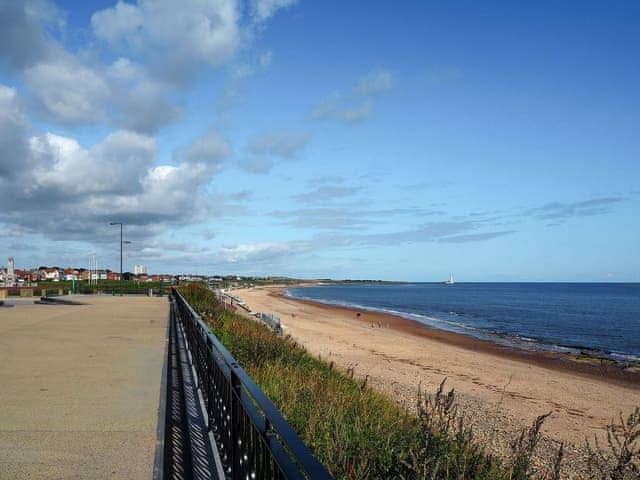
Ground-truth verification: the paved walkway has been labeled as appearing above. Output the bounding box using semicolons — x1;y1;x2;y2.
0;295;168;479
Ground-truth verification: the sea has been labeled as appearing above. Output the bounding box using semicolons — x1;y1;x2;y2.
285;283;640;365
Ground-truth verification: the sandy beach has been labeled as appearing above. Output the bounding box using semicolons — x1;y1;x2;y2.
232;285;639;467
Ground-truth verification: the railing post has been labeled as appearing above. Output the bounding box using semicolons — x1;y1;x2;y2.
172;287;333;480
230;368;241;480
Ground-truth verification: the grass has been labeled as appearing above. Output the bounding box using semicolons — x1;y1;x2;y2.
180;283;639;479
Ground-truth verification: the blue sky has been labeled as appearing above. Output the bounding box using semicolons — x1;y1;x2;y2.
0;0;638;281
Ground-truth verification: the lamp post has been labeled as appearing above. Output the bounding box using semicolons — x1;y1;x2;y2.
109;222;123;295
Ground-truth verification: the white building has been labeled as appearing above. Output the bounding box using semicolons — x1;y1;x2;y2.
5;257;16;287
64;269;80;281
42;268;62;282
90;270;108;281
134;264;147;275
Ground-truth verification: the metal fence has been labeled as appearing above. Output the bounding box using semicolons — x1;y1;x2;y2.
258;312;283;335
172;287;332;480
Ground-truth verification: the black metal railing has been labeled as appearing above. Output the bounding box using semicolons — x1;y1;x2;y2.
171;287;333;480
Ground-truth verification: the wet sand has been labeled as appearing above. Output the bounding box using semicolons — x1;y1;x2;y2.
233;285;639;461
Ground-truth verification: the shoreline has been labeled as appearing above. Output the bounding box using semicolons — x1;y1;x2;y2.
277;289;640;389
231;284;640;462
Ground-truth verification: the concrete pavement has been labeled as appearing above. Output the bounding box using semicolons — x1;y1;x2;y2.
0;295;168;479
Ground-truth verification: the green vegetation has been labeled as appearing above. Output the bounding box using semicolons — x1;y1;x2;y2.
3;280;171;296
35;280;171;289
181;284;545;479
181;284;640;479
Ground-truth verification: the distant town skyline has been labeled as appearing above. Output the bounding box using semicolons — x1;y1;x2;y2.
0;256;287;286
0;1;639;282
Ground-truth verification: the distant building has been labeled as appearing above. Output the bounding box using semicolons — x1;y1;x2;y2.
134;264;147;275
5;257;16;287
14;269;27;284
107;271;120;281
64;268;79;281
42;267;62;282
152;274;174;283
90;270;108;281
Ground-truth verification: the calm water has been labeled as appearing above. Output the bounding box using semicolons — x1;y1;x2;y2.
285;283;640;363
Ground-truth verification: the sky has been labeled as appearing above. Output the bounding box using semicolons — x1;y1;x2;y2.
0;0;639;282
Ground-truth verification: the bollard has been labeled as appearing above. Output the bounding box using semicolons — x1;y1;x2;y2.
148;288;153;297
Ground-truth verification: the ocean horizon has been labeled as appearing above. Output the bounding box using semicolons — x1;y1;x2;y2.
285;282;640;365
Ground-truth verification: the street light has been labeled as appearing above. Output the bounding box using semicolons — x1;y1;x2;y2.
109;222;124;295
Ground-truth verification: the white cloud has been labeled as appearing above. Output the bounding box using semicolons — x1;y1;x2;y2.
0;85;30;178
0;0;61;69
92;0;241;84
1;1;288;134
182;130;231;171
247;131;309;159
0;1;310;261
312;68;392;123
24;57;110;123
90;1;144;46
239;130;308;173
0;86;233;241
3;13;178;132
229;50;274;80
107;57;144;81
115;77;180;132
230;63;255;80
30;130;156;196
312;97;372;123
105;56;180;132
355;69;393;96
252;0;297;22
237;156;274;174
0;85;27;128
526;197;624;222
293;185;361;204
219;240;307;263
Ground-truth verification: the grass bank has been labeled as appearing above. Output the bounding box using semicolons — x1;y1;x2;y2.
180;284;638;479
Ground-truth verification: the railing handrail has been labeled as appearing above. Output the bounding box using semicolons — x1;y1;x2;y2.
173;287;332;479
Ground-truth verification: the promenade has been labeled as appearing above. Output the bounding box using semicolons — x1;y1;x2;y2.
0;296;168;479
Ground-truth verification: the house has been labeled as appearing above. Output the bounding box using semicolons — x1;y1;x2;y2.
64;268;80;281
149;274;173;283
107;271;120;281
42;268;62;282
14;269;28;284
90;270;108;281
